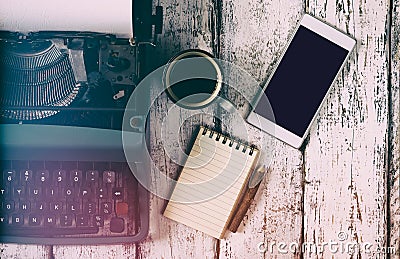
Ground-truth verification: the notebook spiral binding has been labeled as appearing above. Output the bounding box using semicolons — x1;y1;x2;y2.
200;126;255;156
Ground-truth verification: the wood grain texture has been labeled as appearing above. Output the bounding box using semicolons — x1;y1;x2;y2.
218;1;304;258
136;0;219;258
390;0;400;256
153;0;218;63
0;244;51;259
304;0;391;257
52;245;136;259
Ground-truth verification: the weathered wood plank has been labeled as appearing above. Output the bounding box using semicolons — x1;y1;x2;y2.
154;0;218;62
218;1;304;258
304;0;390;257
390;0;400;256
136;0;219;258
53;245;136;259
0;244;51;259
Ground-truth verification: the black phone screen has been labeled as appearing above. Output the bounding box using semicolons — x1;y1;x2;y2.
254;25;349;137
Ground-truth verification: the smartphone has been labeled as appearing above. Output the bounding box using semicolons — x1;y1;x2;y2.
246;14;356;149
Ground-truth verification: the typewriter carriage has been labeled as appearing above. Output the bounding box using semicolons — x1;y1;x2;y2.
0;0;162;127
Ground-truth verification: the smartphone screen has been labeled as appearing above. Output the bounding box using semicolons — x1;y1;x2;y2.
253;25;349;137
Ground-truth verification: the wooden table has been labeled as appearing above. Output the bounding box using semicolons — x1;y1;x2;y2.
1;0;399;258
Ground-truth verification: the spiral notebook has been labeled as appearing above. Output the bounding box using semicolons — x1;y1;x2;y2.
163;126;260;239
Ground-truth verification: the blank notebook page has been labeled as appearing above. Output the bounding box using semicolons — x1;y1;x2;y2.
163;126;259;239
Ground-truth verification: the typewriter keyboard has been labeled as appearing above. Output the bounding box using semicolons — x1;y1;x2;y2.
0;160;142;239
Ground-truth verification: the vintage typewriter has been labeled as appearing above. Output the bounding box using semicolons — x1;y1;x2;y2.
0;0;162;244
